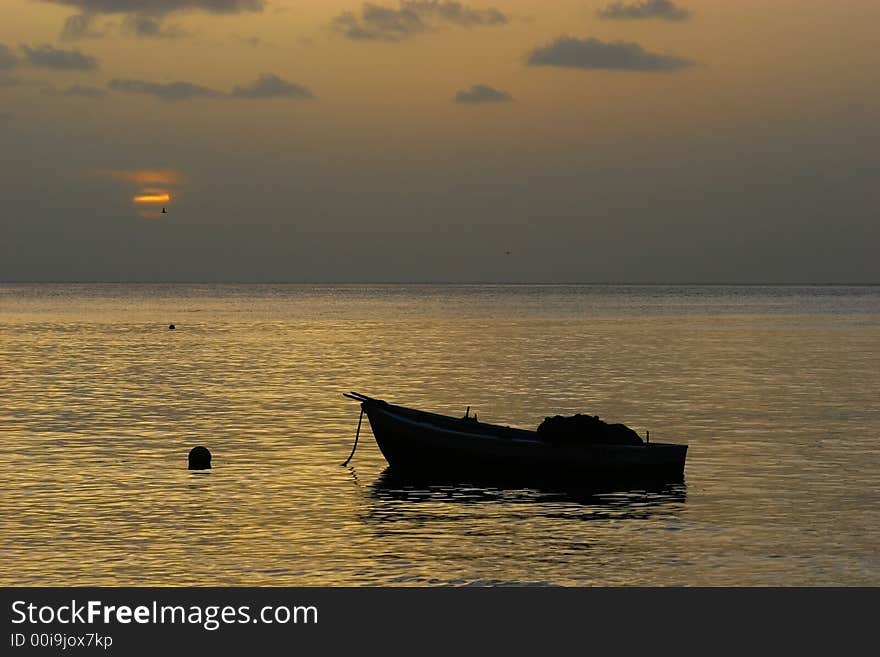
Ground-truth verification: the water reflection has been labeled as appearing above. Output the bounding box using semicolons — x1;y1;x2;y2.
366;468;686;517
3;283;878;585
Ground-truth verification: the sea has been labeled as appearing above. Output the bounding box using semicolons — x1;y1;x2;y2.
1;284;878;586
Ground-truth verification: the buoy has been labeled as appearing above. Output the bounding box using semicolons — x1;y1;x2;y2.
169;324;175;330
188;446;211;470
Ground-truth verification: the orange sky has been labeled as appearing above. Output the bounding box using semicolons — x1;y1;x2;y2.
1;1;878;281
4;1;877;138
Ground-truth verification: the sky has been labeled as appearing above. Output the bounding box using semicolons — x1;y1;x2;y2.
0;0;878;283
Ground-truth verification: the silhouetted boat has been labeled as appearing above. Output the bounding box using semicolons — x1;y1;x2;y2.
344;393;687;481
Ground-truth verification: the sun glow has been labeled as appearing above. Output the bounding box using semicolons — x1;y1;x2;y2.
133;192;171;204
101;169;185;186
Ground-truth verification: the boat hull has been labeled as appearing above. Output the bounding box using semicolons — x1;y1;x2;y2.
363;401;687;481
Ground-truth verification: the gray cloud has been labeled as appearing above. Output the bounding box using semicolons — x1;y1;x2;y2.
332;1;508;42
48;1;264;40
0;44;18;69
61;13;104;40
64;84;107;98
41;1;265;14
60;11;185;40
19;44;98;70
123;15;186;38
108;78;223;100
408;0;507;25
597;1;692;21
108;74;314;101
231;74;314;99
526;37;694;71
52;2;260;41
454;84;512;103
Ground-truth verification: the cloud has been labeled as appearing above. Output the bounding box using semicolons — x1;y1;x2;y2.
97;168;187;185
64;84;107;98
108;75;315;101
453;84;512;103
2;42;100;71
108;78;222;100
19;44;98;70
123;15;186;38
331;1;508;42
597;1;692;21
231;73;314;99
41;1;265;15
61;13;104;40
526;36;694;71
60;11;185;40
0;44;20;69
47;1;266;40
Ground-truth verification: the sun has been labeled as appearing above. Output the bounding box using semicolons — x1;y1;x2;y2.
132;191;171;205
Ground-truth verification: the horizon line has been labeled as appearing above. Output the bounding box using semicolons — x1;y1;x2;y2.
1;280;878;287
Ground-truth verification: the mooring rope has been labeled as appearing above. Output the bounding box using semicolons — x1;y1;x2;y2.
341;407;364;466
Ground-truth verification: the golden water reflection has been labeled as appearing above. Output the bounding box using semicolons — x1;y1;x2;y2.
1;284;878;585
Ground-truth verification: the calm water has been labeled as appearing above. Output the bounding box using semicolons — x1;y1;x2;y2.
1;284;878;586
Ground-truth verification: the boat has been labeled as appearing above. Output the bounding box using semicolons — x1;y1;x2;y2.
343;392;687;481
